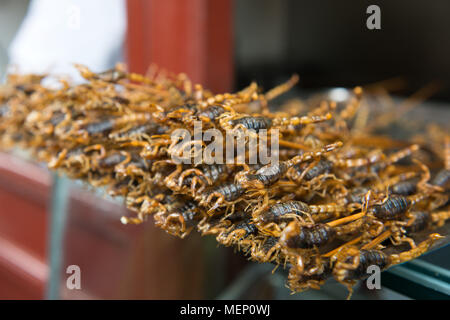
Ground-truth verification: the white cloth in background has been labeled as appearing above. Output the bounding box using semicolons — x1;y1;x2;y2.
8;0;126;82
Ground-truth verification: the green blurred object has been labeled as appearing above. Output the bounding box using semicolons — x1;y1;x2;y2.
47;174;69;300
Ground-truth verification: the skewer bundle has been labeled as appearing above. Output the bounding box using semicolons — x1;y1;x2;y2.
0;64;448;296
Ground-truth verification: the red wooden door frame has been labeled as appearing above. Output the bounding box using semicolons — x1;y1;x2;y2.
126;0;234;93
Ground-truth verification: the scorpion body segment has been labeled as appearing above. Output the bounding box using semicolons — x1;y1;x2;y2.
180;164;228;188
246;162;289;187
201;164;228;183
242;142;342;189
281;221;336;249
288;260;333;291
292;159;333;181
431;169;450;190
346;187;370;204
261;236;279;253
258;201;311;223
154;199;202;238
249;236;280;263
217;221;258;246
198;105;225;121
231;116;272;132
334;249;389;282
204;182;245;203
214;182;245;202
405;211;430;234
179;201;201;230
96;153;127;168
84;119;114;136
95;68;127;82
229;221;258;238
370;196;410;220
391;180;418;196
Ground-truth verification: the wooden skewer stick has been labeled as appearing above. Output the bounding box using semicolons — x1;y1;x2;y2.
322;236;363;258
361;230;391;250
279;139;309;150
327;211;365;228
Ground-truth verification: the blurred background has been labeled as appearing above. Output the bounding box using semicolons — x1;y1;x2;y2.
0;0;448;299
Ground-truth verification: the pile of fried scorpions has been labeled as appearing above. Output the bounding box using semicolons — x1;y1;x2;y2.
0;64;448;297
